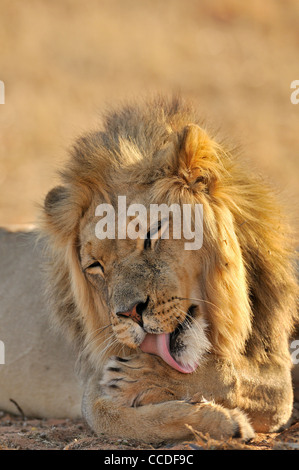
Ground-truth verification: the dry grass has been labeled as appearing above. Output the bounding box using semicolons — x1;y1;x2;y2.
0;0;298;229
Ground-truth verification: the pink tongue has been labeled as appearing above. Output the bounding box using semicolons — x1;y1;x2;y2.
140;333;197;374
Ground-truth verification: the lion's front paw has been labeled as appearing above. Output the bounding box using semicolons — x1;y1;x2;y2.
220;407;255;441
100;354;178;407
190;401;255;441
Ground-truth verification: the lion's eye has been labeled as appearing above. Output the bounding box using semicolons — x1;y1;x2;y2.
144;221;162;251
144;232;151;250
84;260;104;275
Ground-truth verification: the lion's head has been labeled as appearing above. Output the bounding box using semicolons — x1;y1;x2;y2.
41;97;298;374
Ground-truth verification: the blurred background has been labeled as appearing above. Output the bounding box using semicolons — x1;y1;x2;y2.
0;0;298;229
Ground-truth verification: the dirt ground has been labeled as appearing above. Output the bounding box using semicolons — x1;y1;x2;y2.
1;407;299;451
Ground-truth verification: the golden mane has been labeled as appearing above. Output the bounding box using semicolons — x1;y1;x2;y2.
40;96;298;369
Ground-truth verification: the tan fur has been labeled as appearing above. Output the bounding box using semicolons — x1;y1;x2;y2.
40;96;298;443
0;227;83;419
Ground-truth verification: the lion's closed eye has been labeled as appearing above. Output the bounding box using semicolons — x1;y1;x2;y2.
84;260;105;275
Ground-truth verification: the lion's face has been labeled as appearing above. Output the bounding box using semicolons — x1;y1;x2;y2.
79;190;211;373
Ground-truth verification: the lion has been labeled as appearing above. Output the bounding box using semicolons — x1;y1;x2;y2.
0;96;298;443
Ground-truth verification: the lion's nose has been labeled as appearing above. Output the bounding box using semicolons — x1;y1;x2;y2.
115;297;149;326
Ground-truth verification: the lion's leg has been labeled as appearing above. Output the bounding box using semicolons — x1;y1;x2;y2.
90;354;294;435
82;376;254;444
229;365;294;433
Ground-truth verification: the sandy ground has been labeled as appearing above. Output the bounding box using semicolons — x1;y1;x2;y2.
0;408;299;451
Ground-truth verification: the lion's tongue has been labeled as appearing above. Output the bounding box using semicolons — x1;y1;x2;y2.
140;333;196;374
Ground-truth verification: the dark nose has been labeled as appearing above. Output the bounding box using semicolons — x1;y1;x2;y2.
116;297;149;326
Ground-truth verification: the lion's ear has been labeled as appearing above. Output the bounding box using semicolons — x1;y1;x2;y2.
178;124;221;186
44;185;68;215
43;185;78;241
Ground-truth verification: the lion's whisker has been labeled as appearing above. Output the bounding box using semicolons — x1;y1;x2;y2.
95;335;120;361
180;297;223;314
82;326;113;356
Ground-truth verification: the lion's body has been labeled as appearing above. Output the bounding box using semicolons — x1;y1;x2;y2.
0;97;298;442
0;227;82;418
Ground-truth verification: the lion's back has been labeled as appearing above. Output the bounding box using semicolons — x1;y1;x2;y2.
0;227;82;418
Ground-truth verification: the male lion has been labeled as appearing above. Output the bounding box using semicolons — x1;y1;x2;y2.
0;97;298;443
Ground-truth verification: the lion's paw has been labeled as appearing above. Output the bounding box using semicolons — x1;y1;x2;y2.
100;354;177;407
227;408;255;441
189;401;255;441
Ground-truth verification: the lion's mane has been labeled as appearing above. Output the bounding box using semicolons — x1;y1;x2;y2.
40;96;298;371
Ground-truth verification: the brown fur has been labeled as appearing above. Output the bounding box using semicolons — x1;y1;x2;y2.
40;96;298;442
